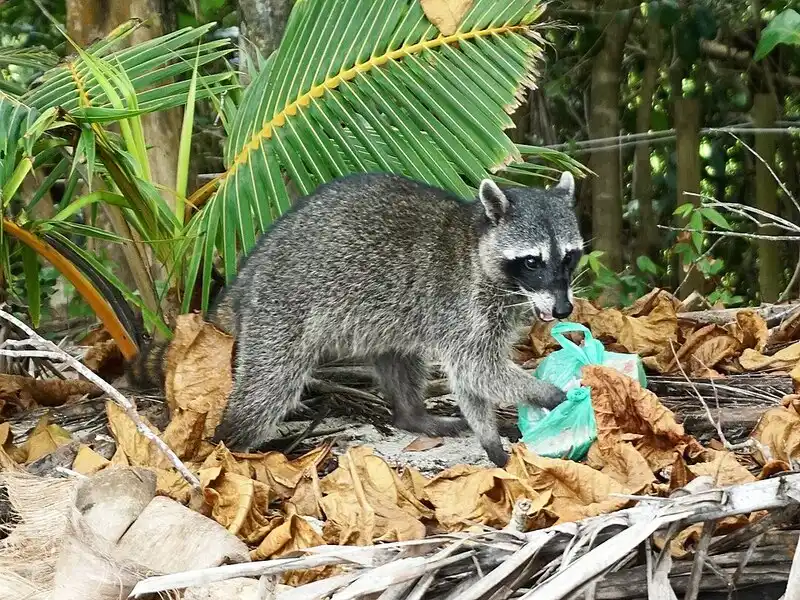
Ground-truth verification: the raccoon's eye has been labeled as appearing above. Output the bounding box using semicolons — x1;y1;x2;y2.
523;256;544;270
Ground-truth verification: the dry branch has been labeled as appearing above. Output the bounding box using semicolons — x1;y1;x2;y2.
0;308;200;491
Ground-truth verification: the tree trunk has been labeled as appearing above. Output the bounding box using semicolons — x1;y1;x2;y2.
66;0;180;210
65;0;179;325
588;3;635;273
633;22;662;259
753;93;781;303
237;0;292;78
674;97;704;299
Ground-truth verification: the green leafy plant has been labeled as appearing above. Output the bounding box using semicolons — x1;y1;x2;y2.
3;0;585;356
182;0;585;311
755;8;800;60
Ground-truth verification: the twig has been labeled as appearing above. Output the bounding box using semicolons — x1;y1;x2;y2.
780;247;800;303
283;407;331;454
658;225;800;242
725;131;800;217
0;309;201;491
683;520;714;600
728;534;764;600
669;341;733;449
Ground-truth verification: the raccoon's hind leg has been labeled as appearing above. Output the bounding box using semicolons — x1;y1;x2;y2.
212;320;312;451
372;351;467;436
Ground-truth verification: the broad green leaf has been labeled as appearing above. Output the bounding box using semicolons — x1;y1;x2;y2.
673;202;694;218
187;0;560;310
755;9;800;61
636;255;660;275
699;207;732;230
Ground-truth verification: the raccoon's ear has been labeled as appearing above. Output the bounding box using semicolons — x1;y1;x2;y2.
554;171;575;205
479;179;508;223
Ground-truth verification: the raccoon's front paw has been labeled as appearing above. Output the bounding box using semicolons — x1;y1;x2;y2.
535;382;567;410
483;440;509;468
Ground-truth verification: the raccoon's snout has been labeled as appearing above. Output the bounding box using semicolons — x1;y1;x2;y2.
525;290;573;321
553;300;573;320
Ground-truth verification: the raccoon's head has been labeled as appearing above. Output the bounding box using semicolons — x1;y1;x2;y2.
476;172;583;322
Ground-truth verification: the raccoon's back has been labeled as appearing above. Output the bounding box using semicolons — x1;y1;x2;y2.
239;174;476;289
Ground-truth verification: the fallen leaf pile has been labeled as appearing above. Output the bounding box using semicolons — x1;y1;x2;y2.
3;297;800;587
524;289;800;386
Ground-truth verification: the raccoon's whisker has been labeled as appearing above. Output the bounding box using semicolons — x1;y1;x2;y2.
504;300;533;309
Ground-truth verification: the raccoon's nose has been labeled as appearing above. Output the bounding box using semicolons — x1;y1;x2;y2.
553;300;573;320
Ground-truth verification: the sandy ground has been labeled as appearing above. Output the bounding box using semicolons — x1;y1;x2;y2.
279;416;501;474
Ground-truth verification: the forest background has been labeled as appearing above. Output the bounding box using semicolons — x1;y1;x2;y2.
1;0;800;349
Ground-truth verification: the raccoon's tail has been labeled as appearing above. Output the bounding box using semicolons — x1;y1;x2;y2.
125;339;170;391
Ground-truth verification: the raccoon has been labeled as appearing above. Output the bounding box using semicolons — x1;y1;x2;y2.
129;171;584;467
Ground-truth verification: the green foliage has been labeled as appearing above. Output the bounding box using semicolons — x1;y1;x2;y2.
755;8;800;60
3;1;585;339
184;0;569;311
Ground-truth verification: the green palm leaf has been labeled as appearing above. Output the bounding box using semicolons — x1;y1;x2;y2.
0;47;59;71
21;21;236;116
187;0;551;309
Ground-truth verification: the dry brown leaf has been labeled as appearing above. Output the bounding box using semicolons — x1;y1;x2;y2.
732;310;769;352
668;324;740;377
505;445;629;523
403;436;443;452
419;0;474;35
286;472;324;520
624;289;681;318
587;442;655;493
656;516;750;558
424;462;543;531
202;468;274;543
667;453;695;491
200;443;252;478
0;422;22;471
399;466;430;503
0;422;10;446
758;460;791;479
105;401;172;470
0;374;100;409
155;468;192;503
688;450;755;486
241;445;331;500
528;320;558;358
739;341;800;372
252;512;336;585
751;405;800;463
587;293;678;358
23;415;73;464
583;366;693;471
320;447;430;544
162;409;207;460
72;445;110;475
165;314;234;444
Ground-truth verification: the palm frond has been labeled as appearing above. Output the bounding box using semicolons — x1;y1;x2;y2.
22;22;237;116
186;0;551;307
0;47;59;71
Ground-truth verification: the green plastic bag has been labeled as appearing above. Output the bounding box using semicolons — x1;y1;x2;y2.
518;322;647;461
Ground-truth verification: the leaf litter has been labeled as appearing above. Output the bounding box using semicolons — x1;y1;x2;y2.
4;293;800;591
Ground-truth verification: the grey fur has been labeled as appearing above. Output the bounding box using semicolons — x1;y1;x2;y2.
209;172;584;467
